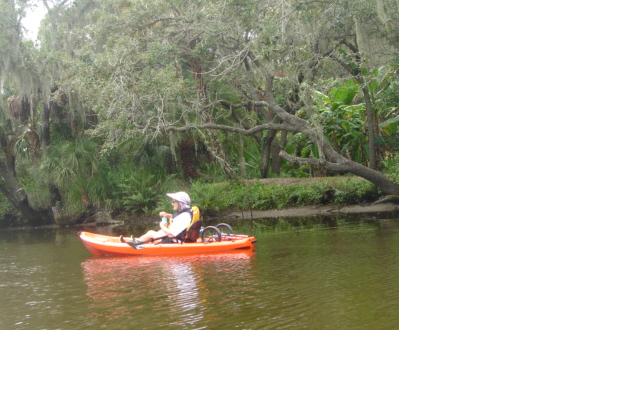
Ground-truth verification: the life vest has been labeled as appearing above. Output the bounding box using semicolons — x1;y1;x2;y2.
173;206;202;243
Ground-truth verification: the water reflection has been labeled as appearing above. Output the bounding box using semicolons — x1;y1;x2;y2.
0;217;397;329
81;250;255;329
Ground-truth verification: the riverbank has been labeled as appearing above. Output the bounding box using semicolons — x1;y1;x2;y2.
0;176;399;229
120;176;398;223
116;198;398;228
220;202;399;220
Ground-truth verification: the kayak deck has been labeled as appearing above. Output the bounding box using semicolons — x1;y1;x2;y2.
79;231;256;257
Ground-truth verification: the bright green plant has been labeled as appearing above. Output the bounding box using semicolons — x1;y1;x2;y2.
315;80;368;164
189;176;380;216
381;153;399;184
113;168;180;214
369;64;399;154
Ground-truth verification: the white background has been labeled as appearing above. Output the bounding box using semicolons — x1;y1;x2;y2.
422;1;640;399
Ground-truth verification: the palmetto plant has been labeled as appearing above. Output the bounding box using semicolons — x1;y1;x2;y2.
315;80;368;164
114;171;163;214
40;138;99;188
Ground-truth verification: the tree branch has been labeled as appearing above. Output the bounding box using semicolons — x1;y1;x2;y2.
330;53;360;77
278;150;352;173
213;99;269;112
341;38;359;54
162;121;296;135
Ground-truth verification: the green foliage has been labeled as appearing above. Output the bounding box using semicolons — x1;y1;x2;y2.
21;174;52;211
113;169;180;214
117;178;161;214
0;194;19;225
24;137;102;218
285;132;319;162
313;65;400;165
315;80;367;163
381;153;399;184
369;64;400;154
0;0;399;225
328;80;360;106
332;178;381;204
40;137;98;187
190;177;380;215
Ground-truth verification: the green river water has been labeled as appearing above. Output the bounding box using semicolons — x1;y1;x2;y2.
0;215;398;329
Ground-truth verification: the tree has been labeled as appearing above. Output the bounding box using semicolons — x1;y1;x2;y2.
0;0;53;224
63;0;399;195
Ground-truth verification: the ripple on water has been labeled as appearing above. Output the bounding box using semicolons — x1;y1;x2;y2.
1;218;398;329
80;251;256;329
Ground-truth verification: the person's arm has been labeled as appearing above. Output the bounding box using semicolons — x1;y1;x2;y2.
158;211;173;229
159;221;172;236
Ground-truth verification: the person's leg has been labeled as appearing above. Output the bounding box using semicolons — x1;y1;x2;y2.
124;230;166;248
136;230;166;243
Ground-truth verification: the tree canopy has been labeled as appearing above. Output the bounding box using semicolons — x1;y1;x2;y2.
0;0;399;225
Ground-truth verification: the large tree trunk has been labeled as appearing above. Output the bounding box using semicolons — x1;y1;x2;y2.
343;158;397;195
266;100;398;196
238;134;246;178
350;21;381;170
278;149;398;196
41;100;51;147
259;130;276;178
270;132;283;176
8;95;30;123
178;135;198;178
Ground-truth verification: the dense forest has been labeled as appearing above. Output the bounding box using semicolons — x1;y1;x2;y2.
0;0;399;226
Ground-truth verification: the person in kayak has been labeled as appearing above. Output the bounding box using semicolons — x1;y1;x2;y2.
122;192;193;248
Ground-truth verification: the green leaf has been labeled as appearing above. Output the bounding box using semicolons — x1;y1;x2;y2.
328;80;359;105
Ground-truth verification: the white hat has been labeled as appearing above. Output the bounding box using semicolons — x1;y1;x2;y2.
167;191;191;205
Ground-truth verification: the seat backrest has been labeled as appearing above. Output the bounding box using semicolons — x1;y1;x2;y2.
181;206;202;243
183;220;202;243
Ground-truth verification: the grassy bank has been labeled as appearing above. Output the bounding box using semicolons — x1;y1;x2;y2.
0;176;392;228
188;176;382;217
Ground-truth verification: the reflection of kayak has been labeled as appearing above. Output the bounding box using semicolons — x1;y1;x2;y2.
81;250;255;268
79;231;257;257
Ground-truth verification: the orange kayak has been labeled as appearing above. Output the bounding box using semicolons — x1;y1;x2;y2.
79;231;256;257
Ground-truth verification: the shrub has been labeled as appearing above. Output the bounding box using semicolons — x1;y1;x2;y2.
113;168;181;214
0;196;19;226
189;176;380;215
